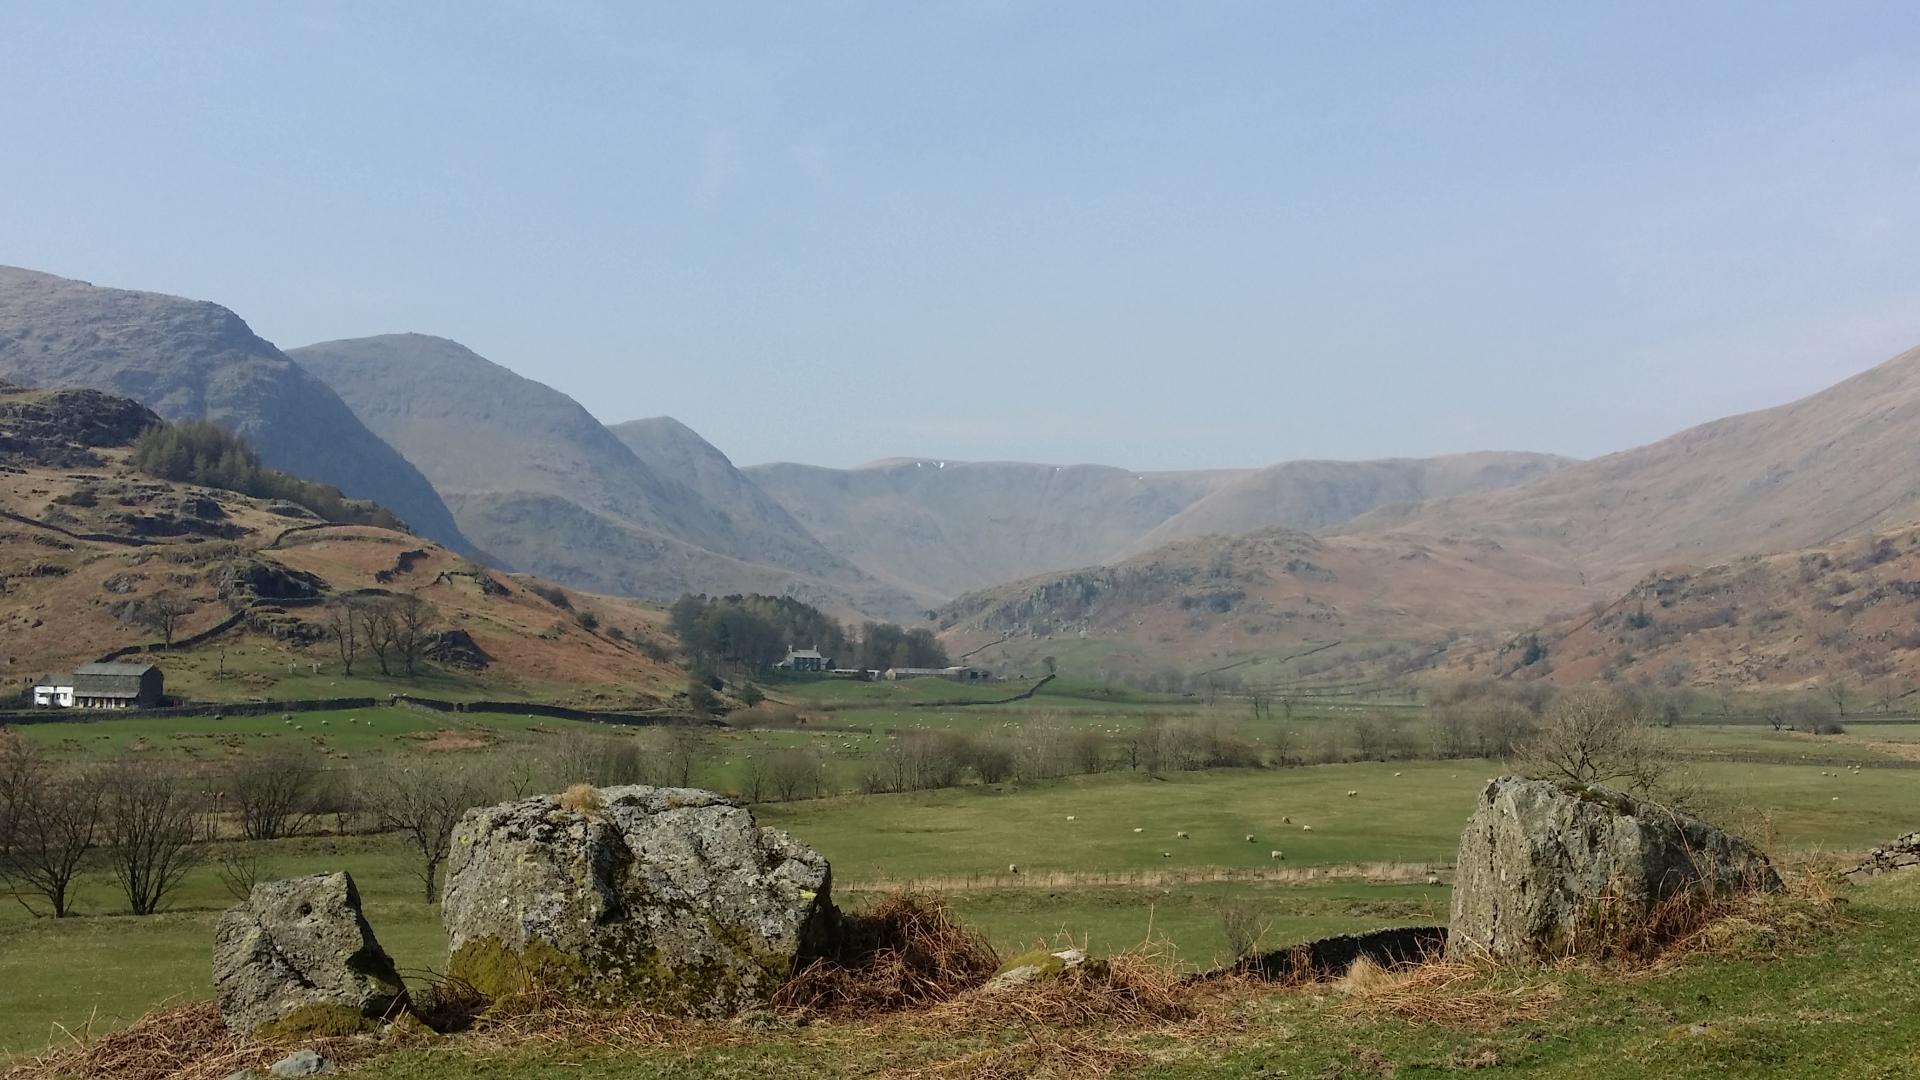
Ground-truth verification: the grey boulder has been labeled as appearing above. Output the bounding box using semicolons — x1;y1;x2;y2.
269;1050;331;1077
442;785;835;1017
1447;776;1781;962
213;872;407;1036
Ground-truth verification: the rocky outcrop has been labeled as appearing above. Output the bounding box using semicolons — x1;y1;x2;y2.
1447;776;1781;962
441;785;835;1017
212;872;407;1036
1843;832;1920;884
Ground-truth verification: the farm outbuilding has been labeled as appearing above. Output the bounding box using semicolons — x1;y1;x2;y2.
34;662;164;709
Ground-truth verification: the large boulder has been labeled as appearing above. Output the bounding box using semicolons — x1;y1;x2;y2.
213;872;407;1036
442;785;835;1017
1447;776;1781;962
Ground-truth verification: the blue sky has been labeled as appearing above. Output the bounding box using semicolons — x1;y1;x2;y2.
3;2;1918;469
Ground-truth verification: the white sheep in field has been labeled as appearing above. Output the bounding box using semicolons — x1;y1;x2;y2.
1133;827;1144;833
1269;850;1284;860
1176;831;1189;839
1425;875;1441;885
1345;790;1358;798
1161;851;1173;858
1008;863;1020;874
1282;816;1292;824
1245;835;1256;843
1302;824;1314;832
1065;815;1076;821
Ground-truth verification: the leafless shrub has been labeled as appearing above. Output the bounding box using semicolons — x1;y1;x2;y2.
0;731;103;917
216;847;268;901
1518;689;1680;799
767;746;824;801
1213;896;1272;962
360;760;492;902
100;758;208;915
225;743;322;841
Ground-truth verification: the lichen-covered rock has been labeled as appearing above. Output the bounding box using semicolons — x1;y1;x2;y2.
442;785;835;1017
985;947;1093;991
1842;832;1920;883
213;873;407;1036
1447;776;1781;962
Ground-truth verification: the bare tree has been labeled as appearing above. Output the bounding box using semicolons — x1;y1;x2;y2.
738;750;772;803
1069;729;1108;774
324;597;361;675
138;590;194;647
651;725;708;788
361;761;490;902
216;847;269;901
1519;689;1674;797
767;746;823;802
391;593;437;677
226;744;322;841
543;730;645;788
356;597;397;676
1825;679;1850;720
100;759;207;915
0;734;104;917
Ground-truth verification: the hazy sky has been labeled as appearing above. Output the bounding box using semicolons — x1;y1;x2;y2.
4;3;1919;470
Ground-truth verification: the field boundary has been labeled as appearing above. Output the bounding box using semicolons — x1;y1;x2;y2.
841;861;1450;893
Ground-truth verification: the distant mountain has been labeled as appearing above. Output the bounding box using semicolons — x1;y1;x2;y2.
744;453;1568;606
1337;343;1920;589
1125;452;1571;554
743;459;1241;606
291;334;919;617
934;526;1592;670
0;266;471;553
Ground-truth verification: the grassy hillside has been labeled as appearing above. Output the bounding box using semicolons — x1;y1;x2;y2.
1446;524;1920;691
0;382;680;706
934;527;1593;671
1340;341;1920;593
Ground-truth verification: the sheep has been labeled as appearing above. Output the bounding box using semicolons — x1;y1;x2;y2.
1245;835;1256;843
1282;816;1292;824
1345;790;1358;798
1176;831;1189;839
1161;851;1173;858
1065;815;1076;821
1008;863;1020;874
1425;875;1442;886
1269;850;1284;860
1132;827;1144;833
1393;771;1403;777
1301;824;1313;831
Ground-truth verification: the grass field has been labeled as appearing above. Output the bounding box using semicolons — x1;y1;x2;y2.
327;872;1920;1080
3;745;1915;1059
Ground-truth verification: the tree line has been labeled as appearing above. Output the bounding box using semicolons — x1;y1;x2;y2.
131;420;405;529
668;593;949;675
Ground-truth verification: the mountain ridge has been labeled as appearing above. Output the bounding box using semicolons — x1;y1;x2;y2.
0;267;472;554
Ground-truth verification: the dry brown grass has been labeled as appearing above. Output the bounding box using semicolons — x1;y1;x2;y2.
3;1001;373;1080
558;782;602;812
1334;957;1566;1031
919;948;1195;1033
774;892;1001;1016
